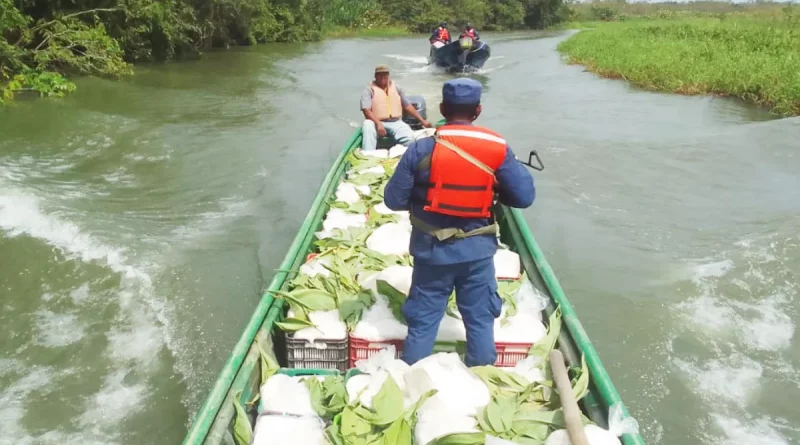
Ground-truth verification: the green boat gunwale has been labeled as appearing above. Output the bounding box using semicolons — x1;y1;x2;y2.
181;125;646;445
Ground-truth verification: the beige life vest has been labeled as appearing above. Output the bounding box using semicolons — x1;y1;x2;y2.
370;81;403;121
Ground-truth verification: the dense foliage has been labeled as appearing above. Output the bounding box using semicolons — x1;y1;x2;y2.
1;0;568;103
557;3;800;116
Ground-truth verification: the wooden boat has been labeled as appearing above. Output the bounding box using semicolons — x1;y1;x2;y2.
181;122;647;445
428;36;491;73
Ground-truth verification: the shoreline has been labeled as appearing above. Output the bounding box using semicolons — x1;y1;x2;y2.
554;17;800;117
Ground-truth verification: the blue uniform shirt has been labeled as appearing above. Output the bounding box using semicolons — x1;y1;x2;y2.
384;122;535;265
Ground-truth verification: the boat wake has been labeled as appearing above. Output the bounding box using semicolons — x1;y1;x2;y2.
0;180;173;444
671;233;799;444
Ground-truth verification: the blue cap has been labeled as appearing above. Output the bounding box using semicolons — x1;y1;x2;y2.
442;78;482;105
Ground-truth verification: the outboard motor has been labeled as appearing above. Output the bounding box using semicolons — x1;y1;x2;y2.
457;36;473;65
402;95;427;130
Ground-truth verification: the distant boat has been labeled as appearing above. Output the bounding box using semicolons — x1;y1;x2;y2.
428;36;491;73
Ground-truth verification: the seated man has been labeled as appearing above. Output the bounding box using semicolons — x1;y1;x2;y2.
460;23;480;41
360;64;431;151
429;21;451;49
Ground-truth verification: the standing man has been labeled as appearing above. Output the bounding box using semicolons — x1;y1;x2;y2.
360;64;431;152
383;78;535;367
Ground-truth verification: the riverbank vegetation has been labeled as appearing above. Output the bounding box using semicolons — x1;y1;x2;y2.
1;0;569;104
557;1;800;116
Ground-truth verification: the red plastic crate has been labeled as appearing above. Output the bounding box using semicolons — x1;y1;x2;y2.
348;335;533;368
494;342;534;367
349;337;405;367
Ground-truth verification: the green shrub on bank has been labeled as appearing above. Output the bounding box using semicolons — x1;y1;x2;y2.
557;11;800;116
1;0;570;103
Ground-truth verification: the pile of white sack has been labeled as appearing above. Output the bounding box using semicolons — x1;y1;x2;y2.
252;373;328;445
344;347;638;445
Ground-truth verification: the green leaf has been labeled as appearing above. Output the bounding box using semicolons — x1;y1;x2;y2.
446;291;461;319
350;172;384;186
376;279;407;323
232;391;252;445
381;417;413;445
256;339;279;385
341;405;373;438
571;354;590;402
428;432;486;445
528;306;562;361
348;200;369;214
366;376;404;426
514;420;550;441
275;288;337;311
471;366;530;394
276;317;316;332
305;375;348;419
513;409;566;428
402;389;437;425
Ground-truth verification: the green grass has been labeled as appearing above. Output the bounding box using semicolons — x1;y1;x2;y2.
323;26;411;39
556;12;800;116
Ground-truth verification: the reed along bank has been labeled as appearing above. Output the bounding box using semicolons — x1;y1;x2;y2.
556;8;800;116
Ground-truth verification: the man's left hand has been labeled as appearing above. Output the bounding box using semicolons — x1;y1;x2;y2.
421;119;433;128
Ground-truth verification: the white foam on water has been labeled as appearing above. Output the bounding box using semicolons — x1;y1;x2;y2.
123;152;172;163
384;54;430;64
79;368;149;428
712;415;791;445
671;234;798;445
169;196;253;242
69;283;92;304
101;167;137;185
674;354;763;408
34;309;87;348
0;184;175;442
0;367;55;443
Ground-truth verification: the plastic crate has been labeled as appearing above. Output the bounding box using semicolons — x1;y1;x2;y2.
285;334;349;373
494;342;534;367
348;335;532;368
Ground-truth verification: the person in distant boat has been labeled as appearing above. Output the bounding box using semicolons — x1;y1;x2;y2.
429;21;451;48
460;23;480;41
360;64;432;152
383;78;535;367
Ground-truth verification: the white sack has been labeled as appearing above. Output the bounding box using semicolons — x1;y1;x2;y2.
352;295;408;341
335;182;361;204
252;415;327;445
259;374;316;416
389;144;408;158
292;310;347;342
494;249;521;279
322;208;367;232
366;222;411;256
376;265;413;296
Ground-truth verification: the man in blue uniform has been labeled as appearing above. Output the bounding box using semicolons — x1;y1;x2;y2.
383;78;535;367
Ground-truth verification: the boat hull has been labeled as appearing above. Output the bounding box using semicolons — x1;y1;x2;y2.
428;40;491;73
181;123;647;445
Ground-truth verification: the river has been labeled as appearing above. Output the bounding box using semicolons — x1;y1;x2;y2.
1;30;798;445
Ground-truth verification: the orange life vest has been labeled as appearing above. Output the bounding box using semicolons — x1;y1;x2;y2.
436;28;450;42
369;81;403;121
462;29;476;39
424;125;508;218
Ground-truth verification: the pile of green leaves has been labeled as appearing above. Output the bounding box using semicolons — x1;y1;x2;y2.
274;151;412;333
328;376;437;445
426;307;595;445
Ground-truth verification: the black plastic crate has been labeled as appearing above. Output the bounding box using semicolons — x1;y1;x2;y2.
284;334;349;373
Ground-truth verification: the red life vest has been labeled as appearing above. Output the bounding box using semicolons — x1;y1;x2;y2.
436;28;450;42
424;125;508;218
462;29;476;39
